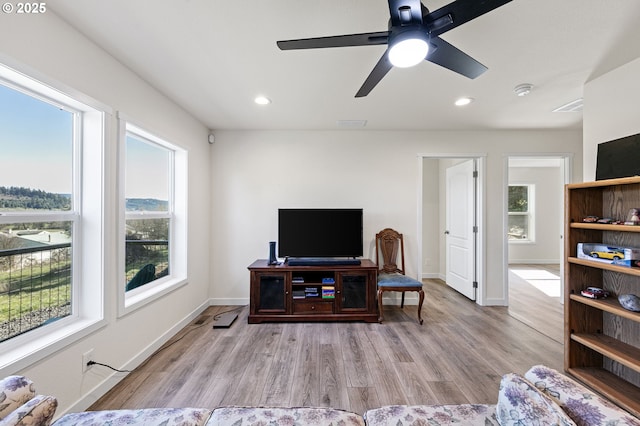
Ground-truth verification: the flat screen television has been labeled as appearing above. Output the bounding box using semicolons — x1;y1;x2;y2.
278;208;363;258
596;133;640;180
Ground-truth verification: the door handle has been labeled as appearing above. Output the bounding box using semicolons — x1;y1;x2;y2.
444;230;450;235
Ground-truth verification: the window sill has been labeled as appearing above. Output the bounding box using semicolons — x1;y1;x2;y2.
120;276;188;317
508;239;535;244
0;316;107;377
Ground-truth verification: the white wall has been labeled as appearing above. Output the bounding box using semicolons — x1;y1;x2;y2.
508;166;562;264
422;159;440;278
584;57;640;181
0;12;211;416
210;130;582;306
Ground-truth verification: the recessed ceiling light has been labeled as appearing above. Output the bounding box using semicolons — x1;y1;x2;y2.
254;96;271;105
514;83;533;97
455;97;474;106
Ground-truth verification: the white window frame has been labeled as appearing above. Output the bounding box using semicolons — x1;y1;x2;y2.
508;183;535;243
0;61;107;376
117;116;187;317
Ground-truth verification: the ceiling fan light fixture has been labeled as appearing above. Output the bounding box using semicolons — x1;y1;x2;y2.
388;30;429;68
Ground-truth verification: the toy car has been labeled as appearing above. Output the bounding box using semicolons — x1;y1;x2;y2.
596;217;614;224
580;287;610;299
582;216;599;223
590;249;624;260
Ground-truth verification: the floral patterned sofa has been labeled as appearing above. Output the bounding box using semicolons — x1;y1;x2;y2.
0;375;57;426
6;365;640;426
364;365;640;426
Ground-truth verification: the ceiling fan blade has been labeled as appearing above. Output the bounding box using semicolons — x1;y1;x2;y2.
388;0;424;26
426;37;487;79
426;0;512;38
277;31;389;50
355;51;394;98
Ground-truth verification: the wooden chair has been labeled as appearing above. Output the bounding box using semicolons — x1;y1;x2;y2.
375;228;425;324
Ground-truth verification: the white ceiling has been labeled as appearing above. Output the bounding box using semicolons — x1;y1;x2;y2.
48;0;640;131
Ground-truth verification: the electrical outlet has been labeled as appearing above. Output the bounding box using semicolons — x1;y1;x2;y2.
82;349;94;373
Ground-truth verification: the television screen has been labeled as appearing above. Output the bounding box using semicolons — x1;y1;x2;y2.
278;208;363;258
596;133;640;180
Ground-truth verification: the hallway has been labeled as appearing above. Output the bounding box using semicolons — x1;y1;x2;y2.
508;264;563;343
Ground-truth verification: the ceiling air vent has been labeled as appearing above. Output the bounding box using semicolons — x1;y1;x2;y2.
337;120;367;128
553;98;583;113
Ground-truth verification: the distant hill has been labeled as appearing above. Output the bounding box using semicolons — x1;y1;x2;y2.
126;198;168;212
0;187;167;212
0;186;71;210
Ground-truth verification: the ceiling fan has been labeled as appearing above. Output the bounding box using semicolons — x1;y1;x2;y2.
277;0;512;97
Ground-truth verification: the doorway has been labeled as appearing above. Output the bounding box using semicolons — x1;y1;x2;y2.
419;155;484;303
505;155;570;343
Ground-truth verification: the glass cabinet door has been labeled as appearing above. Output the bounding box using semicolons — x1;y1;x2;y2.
256;273;287;313
337;272;368;312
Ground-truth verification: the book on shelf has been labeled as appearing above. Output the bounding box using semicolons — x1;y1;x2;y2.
322;286;335;299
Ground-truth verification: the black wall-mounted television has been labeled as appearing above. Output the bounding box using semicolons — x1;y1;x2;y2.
278;208;363;258
596;133;640;180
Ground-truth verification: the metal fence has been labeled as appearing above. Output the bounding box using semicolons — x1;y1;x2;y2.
0;239;169;341
125;239;169;289
0;243;72;342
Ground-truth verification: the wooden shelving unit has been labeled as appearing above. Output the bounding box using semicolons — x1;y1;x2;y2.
565;176;640;418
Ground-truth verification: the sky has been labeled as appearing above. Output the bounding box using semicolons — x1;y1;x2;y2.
1;82;168;200
0;83;73;194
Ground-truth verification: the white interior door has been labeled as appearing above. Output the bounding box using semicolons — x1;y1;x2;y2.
445;160;476;300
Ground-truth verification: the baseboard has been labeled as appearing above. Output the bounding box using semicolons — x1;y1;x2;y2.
508;260;560;265
58;299;211;418
482;297;508;306
209;297;249;306
421;272;440;279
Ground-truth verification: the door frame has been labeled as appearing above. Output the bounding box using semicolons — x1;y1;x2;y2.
502;153;573;304
417;153;487;304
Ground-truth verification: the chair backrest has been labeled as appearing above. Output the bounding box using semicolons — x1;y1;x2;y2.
375;228;406;275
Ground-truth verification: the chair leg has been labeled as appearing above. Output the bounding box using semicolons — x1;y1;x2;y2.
377;289;384;323
417;289;425;325
400;292;405;308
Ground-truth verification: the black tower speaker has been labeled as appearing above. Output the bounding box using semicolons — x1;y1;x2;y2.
268;241;278;265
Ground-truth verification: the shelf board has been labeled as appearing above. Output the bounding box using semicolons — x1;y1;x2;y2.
567;367;640;419
568;257;640;276
569;294;640;323
571;333;640;373
567;176;640;189
569;222;640;232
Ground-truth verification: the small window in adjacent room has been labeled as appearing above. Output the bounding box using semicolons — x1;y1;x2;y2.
508;184;535;242
119;120;187;315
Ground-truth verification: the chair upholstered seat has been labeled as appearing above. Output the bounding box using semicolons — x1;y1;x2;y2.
378;273;423;288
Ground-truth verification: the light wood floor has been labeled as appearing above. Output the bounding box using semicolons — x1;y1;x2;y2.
508;264;563;343
90;279;563;415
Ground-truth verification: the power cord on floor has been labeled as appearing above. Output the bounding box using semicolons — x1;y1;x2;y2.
87;306;248;373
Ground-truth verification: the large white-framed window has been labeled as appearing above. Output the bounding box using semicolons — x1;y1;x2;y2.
508;184;535;242
117;117;187;316
0;62;106;375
